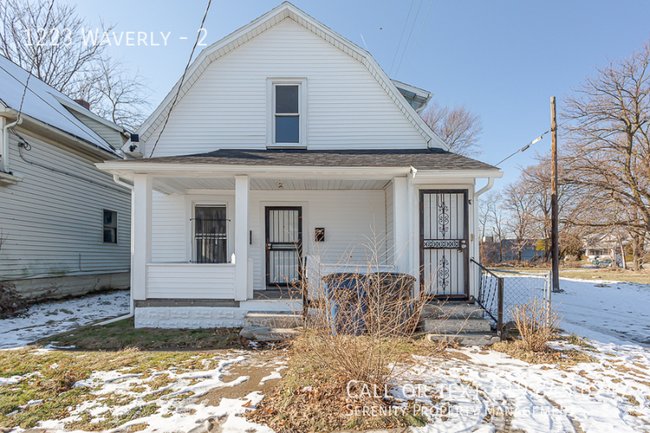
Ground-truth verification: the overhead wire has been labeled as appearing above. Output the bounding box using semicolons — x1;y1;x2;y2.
394;0;425;78
149;0;213;158
388;0;415;76
400;0;434;80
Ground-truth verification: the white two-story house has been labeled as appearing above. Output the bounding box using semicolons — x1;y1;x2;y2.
98;2;502;328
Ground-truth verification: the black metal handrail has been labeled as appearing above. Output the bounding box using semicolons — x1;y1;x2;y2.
470;258;504;334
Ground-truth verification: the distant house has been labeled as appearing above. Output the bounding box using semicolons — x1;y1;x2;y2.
97;3;502;328
0;55;132;299
584;233;629;264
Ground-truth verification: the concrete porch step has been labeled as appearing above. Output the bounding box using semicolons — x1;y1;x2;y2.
421;303;484;320
426;332;500;346
419;317;492;333
244;311;302;328
240;326;301;342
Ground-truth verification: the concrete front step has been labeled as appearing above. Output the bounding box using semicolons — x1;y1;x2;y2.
244;311;302;328
421;303;484;320
419;318;492;333
240;326;301;342
426;332;500;346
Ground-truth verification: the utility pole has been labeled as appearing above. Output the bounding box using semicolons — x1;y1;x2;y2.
550;96;560;292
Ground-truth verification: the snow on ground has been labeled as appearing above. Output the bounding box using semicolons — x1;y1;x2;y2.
554;278;650;346
35;352;275;433
0;290;129;349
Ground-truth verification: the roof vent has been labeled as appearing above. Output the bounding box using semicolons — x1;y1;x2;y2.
74;99;90;110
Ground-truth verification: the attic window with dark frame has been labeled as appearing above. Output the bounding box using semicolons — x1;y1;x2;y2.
103;210;117;243
274;84;300;144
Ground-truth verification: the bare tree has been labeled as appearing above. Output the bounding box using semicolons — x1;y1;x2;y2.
502;182;535;261
421;100;483;156
561;40;650;269
0;0;149;130
74;57;151;132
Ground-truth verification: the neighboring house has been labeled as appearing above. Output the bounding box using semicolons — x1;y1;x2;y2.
481;238;545;264
0;55;132;299
97;2;503;328
584;233;629;265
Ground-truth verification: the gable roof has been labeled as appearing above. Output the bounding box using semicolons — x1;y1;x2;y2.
139;2;447;150
114;148;498;172
0;55;123;156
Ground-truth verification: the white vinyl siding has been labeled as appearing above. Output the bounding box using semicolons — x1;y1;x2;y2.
0;132;131;280
146;19;428;156
151;191;186;263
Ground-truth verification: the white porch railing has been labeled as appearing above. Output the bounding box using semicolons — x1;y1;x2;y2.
146;263;236;299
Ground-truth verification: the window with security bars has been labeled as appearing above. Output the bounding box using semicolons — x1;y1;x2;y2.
194;206;228;263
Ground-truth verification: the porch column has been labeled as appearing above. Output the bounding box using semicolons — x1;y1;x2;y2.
132;174;152;301
392;177;409;273
234;175;249;301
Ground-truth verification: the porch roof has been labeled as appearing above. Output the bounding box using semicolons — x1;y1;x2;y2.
116;148;499;171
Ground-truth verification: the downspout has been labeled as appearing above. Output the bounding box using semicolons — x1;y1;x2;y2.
474;177;495;199
94;175;135;326
1;116;22;172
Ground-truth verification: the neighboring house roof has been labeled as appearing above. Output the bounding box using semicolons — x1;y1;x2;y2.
138;1;447;150
0;55;122;156
117;148;498;171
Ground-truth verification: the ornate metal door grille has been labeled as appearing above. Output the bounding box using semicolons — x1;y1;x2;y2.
420;190;469;298
265;207;302;287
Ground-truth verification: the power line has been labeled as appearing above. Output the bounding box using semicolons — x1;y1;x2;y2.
493;130;550;167
400;0;434;80
149;0;213;158
394;0;425;78
389;0;415;77
493;118;572;167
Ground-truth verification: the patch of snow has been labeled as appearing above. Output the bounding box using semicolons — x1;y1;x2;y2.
0;290;129;349
0;375;24;385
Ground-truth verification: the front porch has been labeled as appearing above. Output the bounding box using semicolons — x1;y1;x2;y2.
98;150;496;328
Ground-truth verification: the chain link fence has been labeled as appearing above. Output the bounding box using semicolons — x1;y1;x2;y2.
471;260;551;331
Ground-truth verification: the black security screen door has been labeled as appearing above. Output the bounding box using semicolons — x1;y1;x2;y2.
420;190;469;299
266;207;302;287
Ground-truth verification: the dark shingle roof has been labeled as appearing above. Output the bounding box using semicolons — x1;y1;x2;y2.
137;148;498;171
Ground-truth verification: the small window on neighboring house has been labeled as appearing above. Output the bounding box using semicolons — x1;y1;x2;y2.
274;84;300;144
194;206;228;263
103;210;117;243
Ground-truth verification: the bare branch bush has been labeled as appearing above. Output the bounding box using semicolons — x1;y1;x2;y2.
296;231;428;402
510;298;561;352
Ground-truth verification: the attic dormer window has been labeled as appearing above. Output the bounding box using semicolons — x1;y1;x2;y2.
268;79;306;148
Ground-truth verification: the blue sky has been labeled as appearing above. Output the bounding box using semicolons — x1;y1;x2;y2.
73;0;650;192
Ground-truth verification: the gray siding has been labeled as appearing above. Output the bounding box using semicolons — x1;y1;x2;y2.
0;131;131;281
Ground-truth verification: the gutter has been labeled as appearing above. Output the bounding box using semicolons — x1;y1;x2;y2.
474;177;495;199
94;175;135;327
1;115;22;172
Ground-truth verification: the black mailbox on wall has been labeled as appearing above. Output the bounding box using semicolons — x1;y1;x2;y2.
315;227;325;242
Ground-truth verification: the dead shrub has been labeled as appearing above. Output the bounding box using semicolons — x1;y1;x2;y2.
511;298;561;352
0;281;28;319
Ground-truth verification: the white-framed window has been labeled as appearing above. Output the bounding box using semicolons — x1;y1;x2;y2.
193;205;228;263
103;209;117;243
267;79;307;147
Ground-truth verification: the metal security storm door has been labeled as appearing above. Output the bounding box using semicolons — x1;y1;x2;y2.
420;190;469;299
265;207;303;287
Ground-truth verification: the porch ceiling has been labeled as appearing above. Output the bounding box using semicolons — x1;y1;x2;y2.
153;177;390;193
